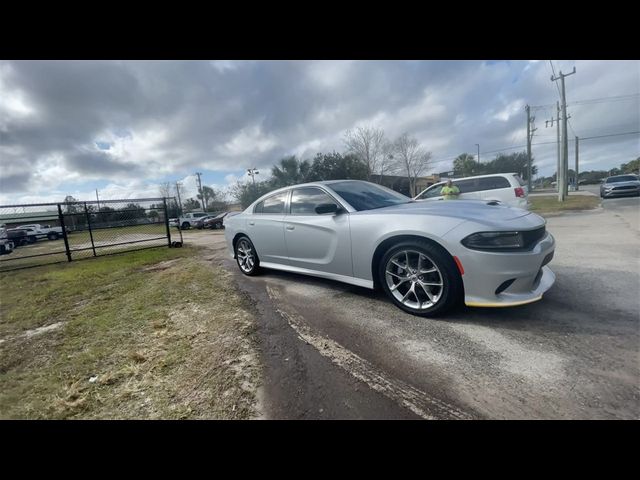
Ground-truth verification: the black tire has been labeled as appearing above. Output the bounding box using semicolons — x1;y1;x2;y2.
48;232;59;240
378;239;463;317
234;235;261;276
181;222;190;230
27;236;37;244
214;222;222;229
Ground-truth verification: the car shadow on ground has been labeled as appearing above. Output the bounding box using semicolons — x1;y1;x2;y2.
253;264;639;338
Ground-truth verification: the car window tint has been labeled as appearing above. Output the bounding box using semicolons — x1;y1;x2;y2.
418;184;444;199
477;176;511;190
454;179;479;193
290;187;336;214
261;192;287;214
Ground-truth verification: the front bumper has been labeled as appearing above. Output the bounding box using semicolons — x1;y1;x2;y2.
450;231;556;307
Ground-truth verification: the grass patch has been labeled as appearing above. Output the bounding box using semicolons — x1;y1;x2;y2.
0;245;260;419
529;195;600;215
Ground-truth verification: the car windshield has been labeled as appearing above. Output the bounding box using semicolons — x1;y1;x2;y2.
328;181;411;211
606;175;638;183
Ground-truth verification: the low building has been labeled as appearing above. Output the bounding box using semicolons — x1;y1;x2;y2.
369;174;440;197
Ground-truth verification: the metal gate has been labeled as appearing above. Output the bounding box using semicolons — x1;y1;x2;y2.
0;197;176;272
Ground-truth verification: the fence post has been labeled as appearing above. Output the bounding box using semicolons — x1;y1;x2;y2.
58;203;72;262
85;202;97;257
163;198;172;247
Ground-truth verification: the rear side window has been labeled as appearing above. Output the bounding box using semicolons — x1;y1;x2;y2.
261;192;287;214
477;176;511;190
454;178;480;193
254;201;264;214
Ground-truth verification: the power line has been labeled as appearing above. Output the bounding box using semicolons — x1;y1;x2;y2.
428;131;639;170
570;93;640;105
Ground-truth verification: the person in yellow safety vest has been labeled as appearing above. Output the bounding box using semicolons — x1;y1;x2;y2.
441;179;460;199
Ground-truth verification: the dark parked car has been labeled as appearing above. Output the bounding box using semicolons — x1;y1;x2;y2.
6;228;31;246
203;212;229;229
600;175;640;198
194;214;220;229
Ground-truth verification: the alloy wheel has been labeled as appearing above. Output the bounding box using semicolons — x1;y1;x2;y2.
384;249;444;310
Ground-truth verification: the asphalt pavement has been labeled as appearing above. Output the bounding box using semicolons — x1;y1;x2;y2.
188;195;639;419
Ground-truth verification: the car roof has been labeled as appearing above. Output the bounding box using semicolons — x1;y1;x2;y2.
437;173;518;183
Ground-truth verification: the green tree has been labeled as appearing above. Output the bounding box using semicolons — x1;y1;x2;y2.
270;156;312;188
453;153;482;177
183;198;202;211
308;152;368;181
621;157;640;174
481;151;537;180
197;185;217;209
230;181;274;209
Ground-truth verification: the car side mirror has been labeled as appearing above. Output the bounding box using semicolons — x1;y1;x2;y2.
315;203;342;215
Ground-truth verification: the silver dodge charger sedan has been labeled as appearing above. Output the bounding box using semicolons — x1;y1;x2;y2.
224;180;556;316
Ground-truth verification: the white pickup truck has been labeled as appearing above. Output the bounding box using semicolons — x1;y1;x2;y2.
14;224;67;241
169;212;209;230
0;224;15;255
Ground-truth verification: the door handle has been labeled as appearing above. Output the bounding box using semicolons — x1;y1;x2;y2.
285;225;295;231
248;221;255;226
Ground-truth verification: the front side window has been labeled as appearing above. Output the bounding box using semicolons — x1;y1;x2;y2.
289;187;336;214
261;192;287;214
417;184;444;199
329;181;410;211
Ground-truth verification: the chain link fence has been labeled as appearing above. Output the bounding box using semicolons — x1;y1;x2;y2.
0;198;181;272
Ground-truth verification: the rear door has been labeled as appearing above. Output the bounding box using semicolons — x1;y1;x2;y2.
247;191;289;265
283;186;352;276
454;178;482;200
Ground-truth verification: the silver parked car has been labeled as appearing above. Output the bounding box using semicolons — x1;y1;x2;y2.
224;180;556;316
599;174;640;198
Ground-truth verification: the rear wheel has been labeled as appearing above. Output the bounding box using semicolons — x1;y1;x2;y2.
235;236;260;276
378;240;462;317
48;232;59;240
181;222;190;230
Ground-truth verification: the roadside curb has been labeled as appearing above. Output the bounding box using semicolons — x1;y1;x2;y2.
536;205;604;218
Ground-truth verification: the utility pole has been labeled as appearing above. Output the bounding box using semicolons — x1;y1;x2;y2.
247;168;259;186
575;136;579;191
551;67;576;201
525;105;536;193
556;102;561;193
95;189;100;211
195;172;205;210
175;181;184;213
475;144;480;165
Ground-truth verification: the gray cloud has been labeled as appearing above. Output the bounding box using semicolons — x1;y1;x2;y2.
0;60;638;203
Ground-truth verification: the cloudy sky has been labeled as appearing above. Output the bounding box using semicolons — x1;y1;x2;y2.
1;60;638;205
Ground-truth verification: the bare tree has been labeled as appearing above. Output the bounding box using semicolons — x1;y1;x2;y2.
376;140;396;182
158;182;172;199
392;133;432;197
343;126;386;181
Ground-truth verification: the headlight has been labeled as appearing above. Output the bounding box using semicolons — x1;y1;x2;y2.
461;231;524;250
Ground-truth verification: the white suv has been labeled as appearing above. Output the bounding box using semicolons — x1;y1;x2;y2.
414;173;529;209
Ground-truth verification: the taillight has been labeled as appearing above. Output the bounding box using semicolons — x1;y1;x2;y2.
514;187;525;198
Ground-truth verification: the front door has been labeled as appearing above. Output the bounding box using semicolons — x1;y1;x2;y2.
283;186;352;277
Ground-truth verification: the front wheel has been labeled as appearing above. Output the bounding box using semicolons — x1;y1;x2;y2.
235;236;260;276
378;240;462;317
48;232;59;240
181;222;190;230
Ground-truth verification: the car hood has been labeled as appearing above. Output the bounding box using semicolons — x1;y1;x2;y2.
356;200;532;222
